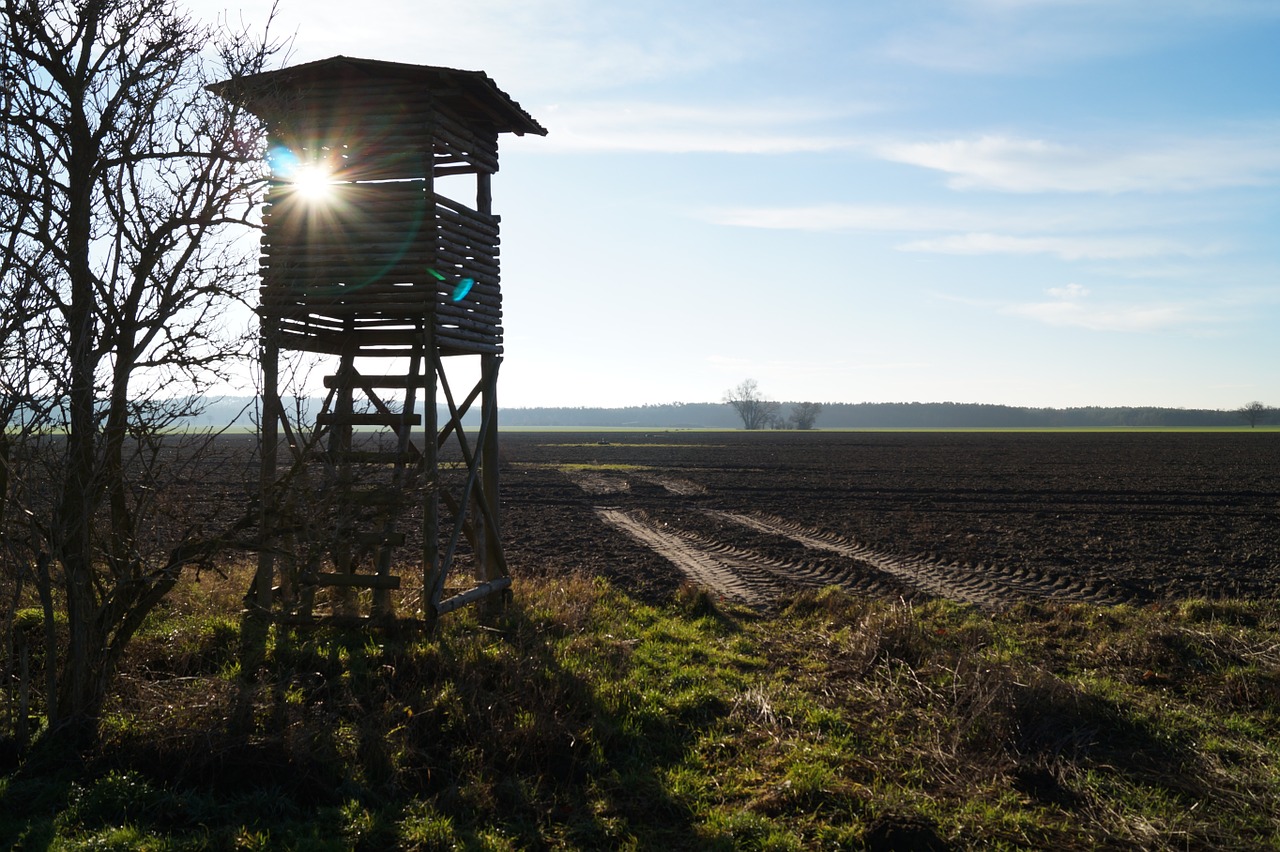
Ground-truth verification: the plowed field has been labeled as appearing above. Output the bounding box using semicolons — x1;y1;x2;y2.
499;431;1280;608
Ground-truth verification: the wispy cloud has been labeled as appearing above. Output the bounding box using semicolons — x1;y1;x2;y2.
877;132;1280;193
701;203;1222;262
270;0;774;95
1003;283;1206;331
700;201;1213;234
702;203;984;232
531;102;870;154
899;232;1221;260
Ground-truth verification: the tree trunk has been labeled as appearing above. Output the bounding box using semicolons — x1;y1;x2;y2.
56;78;105;739
1;0;280;748
35;554;59;733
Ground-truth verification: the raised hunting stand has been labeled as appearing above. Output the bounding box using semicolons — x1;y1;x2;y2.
211;57;545;628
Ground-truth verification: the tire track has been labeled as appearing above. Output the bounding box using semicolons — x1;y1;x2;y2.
596;509;783;607
708;511;1125;608
568;469;1124;608
632;473;707;496
565;471;630;495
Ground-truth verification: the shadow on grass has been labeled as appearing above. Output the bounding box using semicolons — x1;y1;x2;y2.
0;584;707;849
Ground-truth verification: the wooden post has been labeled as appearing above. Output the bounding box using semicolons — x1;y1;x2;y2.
330;341;357;616
423;327;441;623
256;327;280;610
476;171;492;217
477;170;504;603
242;324;279;679
480;352;502;584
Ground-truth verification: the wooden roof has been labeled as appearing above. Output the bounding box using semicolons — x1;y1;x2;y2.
210;55;547;137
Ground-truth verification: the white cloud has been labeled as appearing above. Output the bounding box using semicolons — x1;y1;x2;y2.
266;0;774;95
702;204;983;232
1003;285;1204;331
877;132;1280;193
898;232;1219;260
1047;283;1089;300
701;203;1223;262
531;102;869;154
699;202;1176;233
700;189;1240;238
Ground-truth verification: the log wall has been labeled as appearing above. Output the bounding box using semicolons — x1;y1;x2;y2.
259;91;505;357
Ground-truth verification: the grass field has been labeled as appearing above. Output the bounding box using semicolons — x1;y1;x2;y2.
3;564;1280;850
4;430;1279;849
505;426;1280;433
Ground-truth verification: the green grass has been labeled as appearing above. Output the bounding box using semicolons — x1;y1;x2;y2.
502;426;1280;433
810;426;1280;433
4;577;1280;849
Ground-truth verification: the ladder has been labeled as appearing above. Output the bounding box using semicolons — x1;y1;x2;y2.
254;318;509;629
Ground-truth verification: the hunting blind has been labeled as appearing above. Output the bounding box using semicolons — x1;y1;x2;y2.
212;56;545;627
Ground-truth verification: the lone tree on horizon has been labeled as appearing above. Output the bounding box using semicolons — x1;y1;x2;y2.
724;379;781;430
1237;401;1272;428
789;401;824;430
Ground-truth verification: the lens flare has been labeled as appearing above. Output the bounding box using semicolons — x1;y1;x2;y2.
268;145;335;201
451;277;474;302
267;145;299;175
427;268;474;301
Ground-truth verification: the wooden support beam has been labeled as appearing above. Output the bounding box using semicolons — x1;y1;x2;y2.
323;374;425;389
423;327;442;617
480;353;505;583
436;577;512;616
316;412;422;427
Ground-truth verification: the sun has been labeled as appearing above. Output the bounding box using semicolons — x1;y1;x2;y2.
290;161;336;201
268;145;338;202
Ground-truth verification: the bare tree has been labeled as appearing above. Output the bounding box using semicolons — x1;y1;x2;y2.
0;0;281;745
724;379;780;430
1237;401;1271;428
789;402;823;430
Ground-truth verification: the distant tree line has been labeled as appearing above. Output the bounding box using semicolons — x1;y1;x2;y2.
175;396;1268;430
499;401;1256;429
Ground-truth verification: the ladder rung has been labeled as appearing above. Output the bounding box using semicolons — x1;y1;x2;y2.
324;374;425;389
317;412;422;427
305;572;402;590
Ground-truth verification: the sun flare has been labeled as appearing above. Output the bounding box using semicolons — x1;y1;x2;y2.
268;145;338;202
290;161;336;201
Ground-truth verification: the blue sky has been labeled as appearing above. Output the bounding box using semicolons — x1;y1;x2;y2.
202;0;1280;409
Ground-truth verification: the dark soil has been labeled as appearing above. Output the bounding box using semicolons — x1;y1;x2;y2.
498;431;1280;607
